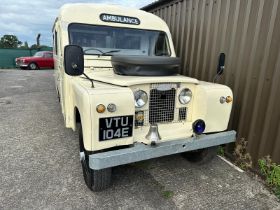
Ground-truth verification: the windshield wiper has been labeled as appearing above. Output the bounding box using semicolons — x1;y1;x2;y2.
83;48;103;54
101;50;120;56
83;48;120;57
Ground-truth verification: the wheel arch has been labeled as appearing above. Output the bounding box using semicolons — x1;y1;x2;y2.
74;106;81;128
71;88;92;151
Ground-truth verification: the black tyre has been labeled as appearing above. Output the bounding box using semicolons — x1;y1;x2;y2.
182;146;218;165
28;62;38;70
57;88;60;102
77;123;112;191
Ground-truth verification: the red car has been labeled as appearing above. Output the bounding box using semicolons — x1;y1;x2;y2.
15;51;54;70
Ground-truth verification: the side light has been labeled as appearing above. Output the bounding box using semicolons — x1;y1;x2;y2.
135;111;144;126
193;119;206;135
96;104;106;113
220;96;226;104
107;103;117;112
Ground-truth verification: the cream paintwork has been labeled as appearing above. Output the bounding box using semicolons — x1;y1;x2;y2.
88;67;198;86
193;82;233;132
53;3;233;152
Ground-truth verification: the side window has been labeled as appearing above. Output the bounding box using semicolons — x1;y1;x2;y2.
45;53;53;58
54;30;58;55
154;33;170;56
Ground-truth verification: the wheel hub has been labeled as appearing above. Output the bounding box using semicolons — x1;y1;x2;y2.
80;151;85;161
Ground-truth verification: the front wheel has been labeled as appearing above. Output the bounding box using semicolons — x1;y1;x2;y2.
28;62;38;70
182;146;218;165
77;123;112;191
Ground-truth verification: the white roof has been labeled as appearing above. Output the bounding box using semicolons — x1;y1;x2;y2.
58;3;169;31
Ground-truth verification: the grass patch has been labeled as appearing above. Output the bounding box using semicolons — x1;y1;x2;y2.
162;190;174;199
258;156;280;199
275;186;280;199
234;138;252;170
131;161;151;170
217;146;225;156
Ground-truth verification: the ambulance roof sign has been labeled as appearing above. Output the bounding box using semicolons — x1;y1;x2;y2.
100;13;140;25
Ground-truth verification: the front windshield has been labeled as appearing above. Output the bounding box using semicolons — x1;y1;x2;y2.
33;52;44;57
68;23;171;56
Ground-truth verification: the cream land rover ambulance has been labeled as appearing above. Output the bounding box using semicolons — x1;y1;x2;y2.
53;3;236;191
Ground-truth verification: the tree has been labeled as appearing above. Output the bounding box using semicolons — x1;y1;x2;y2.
19;41;29;49
30;44;50;50
30;44;38;49
23;41;28;49
0;35;22;48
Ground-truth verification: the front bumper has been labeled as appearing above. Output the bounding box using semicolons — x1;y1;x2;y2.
15;60;28;67
89;130;236;170
19;64;28;67
15;63;28;67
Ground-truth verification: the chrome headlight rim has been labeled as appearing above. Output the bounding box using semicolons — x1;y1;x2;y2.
179;88;192;104
134;90;148;108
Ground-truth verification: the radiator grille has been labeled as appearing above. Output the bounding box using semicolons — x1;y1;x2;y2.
179;107;187;121
135;108;188;126
149;88;176;124
134;83;188;127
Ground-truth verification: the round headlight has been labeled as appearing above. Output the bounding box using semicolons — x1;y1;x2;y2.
134;90;148;108
179;88;192;104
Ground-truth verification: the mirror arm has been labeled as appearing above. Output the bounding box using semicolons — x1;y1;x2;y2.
213;53;226;83
83;73;94;88
213;65;224;83
213;73;220;83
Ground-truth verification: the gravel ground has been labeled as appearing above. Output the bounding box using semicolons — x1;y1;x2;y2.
0;69;279;210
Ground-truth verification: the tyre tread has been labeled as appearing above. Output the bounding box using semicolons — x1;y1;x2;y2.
77;123;112;192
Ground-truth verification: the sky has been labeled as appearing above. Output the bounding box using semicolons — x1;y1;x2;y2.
0;0;155;47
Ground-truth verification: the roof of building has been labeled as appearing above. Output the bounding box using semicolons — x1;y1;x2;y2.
141;0;173;11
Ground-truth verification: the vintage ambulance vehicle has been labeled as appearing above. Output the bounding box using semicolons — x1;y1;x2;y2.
53;3;236;191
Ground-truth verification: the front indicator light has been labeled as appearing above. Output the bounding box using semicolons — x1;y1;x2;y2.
193;119;206;135
96;104;106;113
226;96;233;103
179;88;192;104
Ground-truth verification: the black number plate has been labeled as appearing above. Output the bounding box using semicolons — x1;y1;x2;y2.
99;115;133;141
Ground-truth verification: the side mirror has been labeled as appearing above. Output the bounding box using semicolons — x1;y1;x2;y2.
64;45;84;76
217;53;225;75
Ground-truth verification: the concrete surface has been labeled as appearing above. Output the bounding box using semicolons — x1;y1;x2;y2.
0;69;279;210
